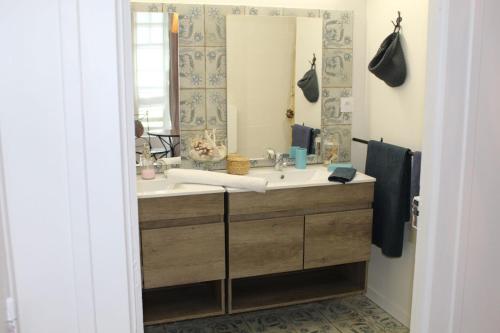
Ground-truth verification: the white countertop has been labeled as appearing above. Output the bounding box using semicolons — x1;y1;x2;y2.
137;164;375;198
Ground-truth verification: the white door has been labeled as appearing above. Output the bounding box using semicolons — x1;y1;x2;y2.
0;143;15;333
411;0;500;332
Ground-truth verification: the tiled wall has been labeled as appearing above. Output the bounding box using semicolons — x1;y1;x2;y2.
157;3;354;168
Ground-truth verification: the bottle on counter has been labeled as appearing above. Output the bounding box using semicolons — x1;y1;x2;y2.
140;144;156;180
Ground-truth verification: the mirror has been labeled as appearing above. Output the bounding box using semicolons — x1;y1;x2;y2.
226;15;323;160
131;4;180;162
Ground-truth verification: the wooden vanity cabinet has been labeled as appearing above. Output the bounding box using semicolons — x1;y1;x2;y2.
138;193;225;325
229;216;304;279
304;209;373;269
227;182;374;313
141;223;225;288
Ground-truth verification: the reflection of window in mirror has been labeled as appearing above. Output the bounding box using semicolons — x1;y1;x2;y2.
132;10;170;131
132;6;180;161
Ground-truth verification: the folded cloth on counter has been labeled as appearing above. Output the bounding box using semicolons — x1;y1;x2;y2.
328;167;357;184
291;124;314;154
365;140;411;257
327;162;353;173
165;168;268;193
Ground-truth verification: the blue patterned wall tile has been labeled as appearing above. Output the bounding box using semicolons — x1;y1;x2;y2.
321;10;353;48
166;4;205;46
179;47;206;88
322;88;352;126
245;6;283;16
206;89;227;129
205;47;227;88
283;8;320;18
322;125;352;162
322;49;353;87
205;5;245;46
179;89;206;130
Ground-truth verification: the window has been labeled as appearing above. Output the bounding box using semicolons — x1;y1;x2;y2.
132;10;170;131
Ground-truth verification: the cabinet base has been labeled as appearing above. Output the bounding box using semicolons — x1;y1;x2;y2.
143;280;224;326
229;262;367;313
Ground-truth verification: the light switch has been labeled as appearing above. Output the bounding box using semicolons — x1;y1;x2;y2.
340;97;354;113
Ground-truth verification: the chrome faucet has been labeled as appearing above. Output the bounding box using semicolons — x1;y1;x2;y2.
266;148;290;171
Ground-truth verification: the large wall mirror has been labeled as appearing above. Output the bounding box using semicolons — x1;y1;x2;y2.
131;3;354;168
132;4;180;162
226;15;323;160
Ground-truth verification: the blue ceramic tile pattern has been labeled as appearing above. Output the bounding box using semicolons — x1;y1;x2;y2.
322;88;352;125
321;11;353;49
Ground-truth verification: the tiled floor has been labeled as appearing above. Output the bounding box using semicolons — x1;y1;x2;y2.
145;296;409;333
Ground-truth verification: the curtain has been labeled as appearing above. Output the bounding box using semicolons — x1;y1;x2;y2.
168;12;180;157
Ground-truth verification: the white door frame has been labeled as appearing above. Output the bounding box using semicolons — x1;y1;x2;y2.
410;0;485;332
114;0;487;332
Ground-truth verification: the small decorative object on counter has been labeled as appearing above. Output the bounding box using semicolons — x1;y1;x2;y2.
189;129;227;162
227;154;250;175
323;140;340;165
140;144;156;180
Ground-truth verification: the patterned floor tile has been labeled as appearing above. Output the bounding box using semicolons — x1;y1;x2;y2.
364;314;409;333
331;317;381;333
204;316;253;333
314;299;362;322
341;296;386;317
157;296;408;333
164;318;207;333
281;305;341;333
243;309;298;333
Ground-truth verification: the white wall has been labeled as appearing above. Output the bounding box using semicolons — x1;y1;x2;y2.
364;0;429;326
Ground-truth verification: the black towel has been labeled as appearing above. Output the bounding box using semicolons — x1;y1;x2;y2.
411;151;422;202
365;140;411;257
328;167;357;184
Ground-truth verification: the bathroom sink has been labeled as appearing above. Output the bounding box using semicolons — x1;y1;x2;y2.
136;175;225;198
247;168;320;185
226;164;375;192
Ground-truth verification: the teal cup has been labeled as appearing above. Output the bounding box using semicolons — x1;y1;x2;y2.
289;146;300;159
295;148;307;169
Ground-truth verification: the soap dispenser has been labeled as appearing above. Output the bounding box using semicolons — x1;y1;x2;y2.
140;144;156;180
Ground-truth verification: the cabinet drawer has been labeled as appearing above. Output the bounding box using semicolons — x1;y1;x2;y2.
229;216;304;278
304;210;372;269
142;223;225;289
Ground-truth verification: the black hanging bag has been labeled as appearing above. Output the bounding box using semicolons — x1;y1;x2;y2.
368;12;407;87
297;54;319;103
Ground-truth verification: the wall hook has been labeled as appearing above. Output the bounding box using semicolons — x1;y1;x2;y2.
309;53;316;68
392;11;402;33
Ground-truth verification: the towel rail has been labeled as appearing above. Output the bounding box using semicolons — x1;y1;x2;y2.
352;137;414;156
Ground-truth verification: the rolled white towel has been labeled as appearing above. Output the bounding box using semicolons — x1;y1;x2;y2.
165;168;268;193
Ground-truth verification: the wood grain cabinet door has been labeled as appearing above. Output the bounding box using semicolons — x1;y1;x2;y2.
304;210;373;269
141;223;225;289
229;216;304;279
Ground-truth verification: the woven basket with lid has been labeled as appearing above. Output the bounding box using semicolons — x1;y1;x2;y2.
226;154;250;175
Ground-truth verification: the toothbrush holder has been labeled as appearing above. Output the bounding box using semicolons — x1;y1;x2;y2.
295;148;307;169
